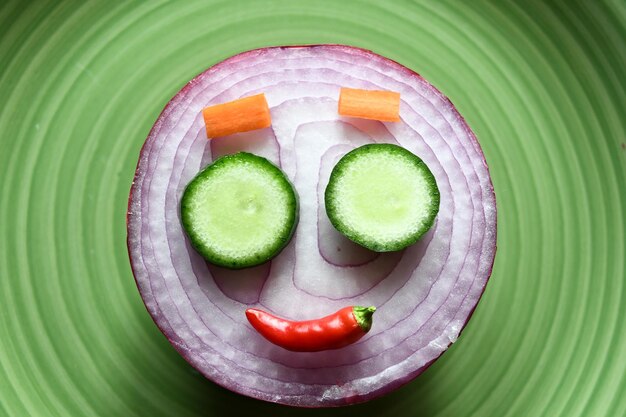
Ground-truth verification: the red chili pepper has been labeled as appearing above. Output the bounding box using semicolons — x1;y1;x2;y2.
245;306;376;352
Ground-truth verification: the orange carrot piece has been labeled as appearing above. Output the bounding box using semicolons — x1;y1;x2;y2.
338;87;401;122
202;93;271;138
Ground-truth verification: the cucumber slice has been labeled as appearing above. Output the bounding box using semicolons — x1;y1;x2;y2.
181;152;298;269
325;144;439;252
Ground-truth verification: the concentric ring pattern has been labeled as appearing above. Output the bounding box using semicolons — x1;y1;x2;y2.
127;45;498;407
0;0;624;416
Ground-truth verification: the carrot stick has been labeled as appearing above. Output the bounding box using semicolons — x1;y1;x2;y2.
202;93;272;138
338;87;401;122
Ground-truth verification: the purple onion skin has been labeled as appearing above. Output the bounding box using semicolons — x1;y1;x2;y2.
127;44;497;407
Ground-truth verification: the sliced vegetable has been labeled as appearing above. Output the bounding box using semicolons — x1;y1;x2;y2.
202;93;271;138
127;45;497;407
246;306;376;352
325;143;440;252
338;87;401;122
180;152;298;269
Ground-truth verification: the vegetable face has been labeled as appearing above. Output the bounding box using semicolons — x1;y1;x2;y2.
127;45;497;407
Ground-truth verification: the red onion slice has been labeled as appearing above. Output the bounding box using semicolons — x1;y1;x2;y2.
127;45;496;407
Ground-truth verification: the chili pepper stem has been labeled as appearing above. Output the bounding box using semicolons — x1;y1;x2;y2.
353;306;376;333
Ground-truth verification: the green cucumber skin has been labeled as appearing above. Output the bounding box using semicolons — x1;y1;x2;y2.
325;144;440;252
181;152;298;269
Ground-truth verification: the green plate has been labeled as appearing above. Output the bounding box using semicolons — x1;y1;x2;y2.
1;1;624;416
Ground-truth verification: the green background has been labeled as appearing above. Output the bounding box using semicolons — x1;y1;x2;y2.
1;0;624;415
